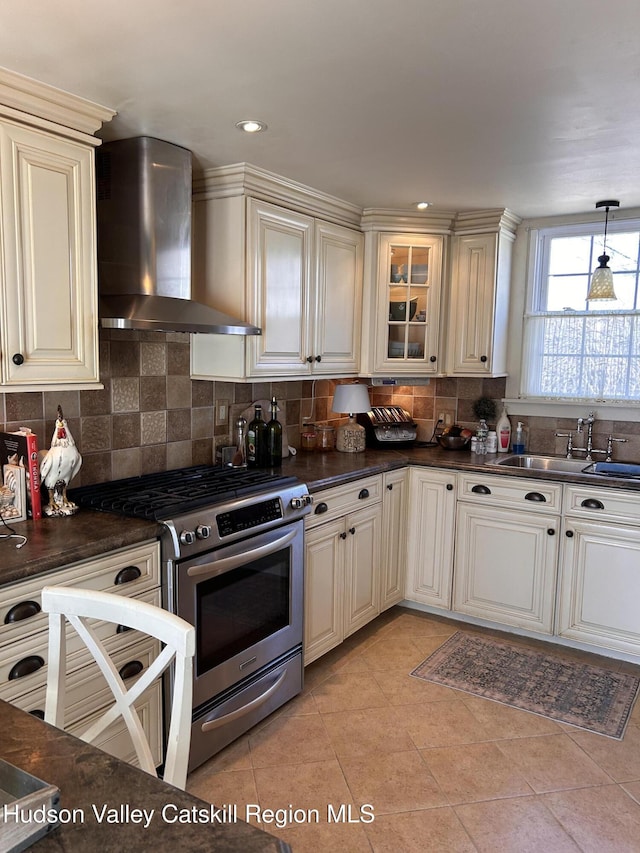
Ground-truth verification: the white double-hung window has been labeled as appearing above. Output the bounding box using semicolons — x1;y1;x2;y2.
522;218;640;402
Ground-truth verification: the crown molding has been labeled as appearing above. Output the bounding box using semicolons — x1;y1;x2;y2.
193;162;363;228
0;66;115;136
360;207;457;234
453;208;522;237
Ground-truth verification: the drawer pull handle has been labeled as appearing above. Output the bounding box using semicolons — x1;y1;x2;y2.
9;655;44;680
471;484;491;495
358;488;370;500
314;501;328;515
581;498;605;510
29;709;45;720
4;600;41;623
114;566;142;585
525;491;546;503
119;660;144;680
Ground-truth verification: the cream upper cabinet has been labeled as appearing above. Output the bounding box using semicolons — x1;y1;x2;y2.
366;233;445;376
0;70;114;390
190;166;363;382
445;210;520;377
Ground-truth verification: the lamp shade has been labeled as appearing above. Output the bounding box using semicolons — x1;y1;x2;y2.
587;255;617;301
331;383;371;415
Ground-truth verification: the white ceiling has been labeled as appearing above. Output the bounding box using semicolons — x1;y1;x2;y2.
3;0;640;219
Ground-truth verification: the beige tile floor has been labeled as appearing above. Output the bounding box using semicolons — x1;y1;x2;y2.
187;607;640;852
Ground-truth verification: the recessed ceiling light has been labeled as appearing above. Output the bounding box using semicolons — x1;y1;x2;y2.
415;201;431;210
235;120;268;133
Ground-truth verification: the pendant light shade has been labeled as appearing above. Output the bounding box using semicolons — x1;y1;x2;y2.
587;200;620;301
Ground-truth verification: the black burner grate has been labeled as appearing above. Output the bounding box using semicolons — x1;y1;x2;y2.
69;465;298;520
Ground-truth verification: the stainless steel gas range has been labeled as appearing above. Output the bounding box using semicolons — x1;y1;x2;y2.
71;465;312;772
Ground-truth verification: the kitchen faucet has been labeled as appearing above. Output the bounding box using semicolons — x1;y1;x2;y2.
556;411;627;461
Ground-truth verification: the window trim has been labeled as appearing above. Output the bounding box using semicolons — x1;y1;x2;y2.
505;209;640;422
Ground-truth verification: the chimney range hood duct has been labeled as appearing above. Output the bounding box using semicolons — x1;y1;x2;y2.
96;136;260;335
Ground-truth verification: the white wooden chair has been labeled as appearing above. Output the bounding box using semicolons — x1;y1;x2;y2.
41;585;195;790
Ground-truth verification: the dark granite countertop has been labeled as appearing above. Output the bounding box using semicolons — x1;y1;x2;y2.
4;448;640;592
0;511;162;588
281;445;640;493
0;699;289;852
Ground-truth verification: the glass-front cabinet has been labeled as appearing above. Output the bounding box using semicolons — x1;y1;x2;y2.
374;233;444;374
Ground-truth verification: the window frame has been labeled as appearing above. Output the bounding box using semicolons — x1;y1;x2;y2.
504;210;640;422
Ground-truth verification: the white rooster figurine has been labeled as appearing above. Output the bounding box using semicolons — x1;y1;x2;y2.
40;406;83;516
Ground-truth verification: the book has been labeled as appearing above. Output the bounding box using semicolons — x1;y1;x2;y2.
0;428;42;519
0;463;27;523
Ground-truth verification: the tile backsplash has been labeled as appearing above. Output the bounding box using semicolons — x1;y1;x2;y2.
2;332;640;489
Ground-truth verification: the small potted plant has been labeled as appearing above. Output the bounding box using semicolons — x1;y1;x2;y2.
472;396;497;424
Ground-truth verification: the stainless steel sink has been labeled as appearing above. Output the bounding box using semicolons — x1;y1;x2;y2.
488;455;640;480
489;454;591;474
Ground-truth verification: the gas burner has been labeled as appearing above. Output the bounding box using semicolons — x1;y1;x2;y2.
69;465;299;521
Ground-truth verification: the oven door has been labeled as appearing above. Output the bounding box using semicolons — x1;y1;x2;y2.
175;518;304;710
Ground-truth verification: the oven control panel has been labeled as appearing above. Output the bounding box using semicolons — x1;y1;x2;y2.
216;497;283;538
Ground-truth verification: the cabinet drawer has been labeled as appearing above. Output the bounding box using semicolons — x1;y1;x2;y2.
564;484;640;524
457;472;562;513
306;475;382;529
1;631;161;711
0;540;160;648
0;588;161;699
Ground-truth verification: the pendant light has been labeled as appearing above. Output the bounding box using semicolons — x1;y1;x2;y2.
587;199;620;301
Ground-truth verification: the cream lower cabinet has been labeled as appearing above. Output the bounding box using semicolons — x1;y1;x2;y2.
405;467;456;608
380;469;408;610
0;540;163;768
558;485;640;656
304;476;382;665
453;473;561;634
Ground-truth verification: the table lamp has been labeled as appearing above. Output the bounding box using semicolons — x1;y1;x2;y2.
331;383;371;453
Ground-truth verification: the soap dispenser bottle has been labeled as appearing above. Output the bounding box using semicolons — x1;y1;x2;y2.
496;407;512;453
512;421;526;455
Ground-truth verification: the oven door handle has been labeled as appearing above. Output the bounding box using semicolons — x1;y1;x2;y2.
186;528;298;579
200;669;287;732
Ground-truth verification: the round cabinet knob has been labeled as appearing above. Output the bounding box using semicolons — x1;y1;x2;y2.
547;528;555;536
386;483;393;491
349;526;356;535
430;355;437;363
179;530;196;546
12;353;24;365
565;530;574;538
315;355;322;362
306;356;314;363
446;483;454;491
195;525;211;540
480;355;488;363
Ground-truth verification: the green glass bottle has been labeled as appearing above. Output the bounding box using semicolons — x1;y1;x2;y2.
266;396;283;467
246;405;267;467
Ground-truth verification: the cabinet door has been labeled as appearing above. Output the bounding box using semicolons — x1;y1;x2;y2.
313;220;363;374
344;502;382;637
447;227;513;377
558;519;640;656
374;234;444;375
304;518;345;665
454;502;559;633
246;199;314;377
405;468;456;608
0;120;100;388
381;469;407;610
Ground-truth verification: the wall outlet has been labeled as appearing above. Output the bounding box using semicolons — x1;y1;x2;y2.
215;399;230;426
438;409;455;426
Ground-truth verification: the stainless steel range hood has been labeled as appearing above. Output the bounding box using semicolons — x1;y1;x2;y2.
96;136;260;335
